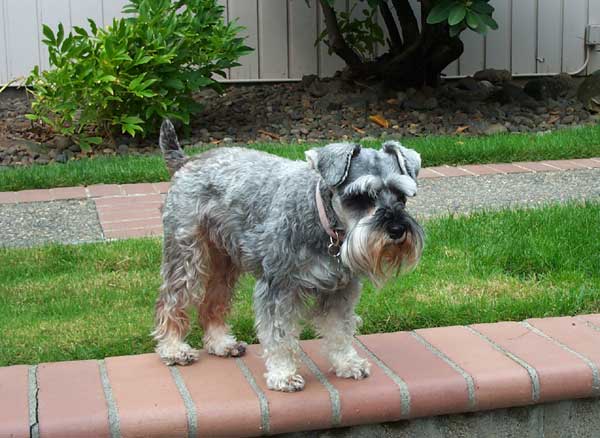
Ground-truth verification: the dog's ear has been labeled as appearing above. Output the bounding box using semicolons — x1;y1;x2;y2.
306;143;361;187
382;141;421;182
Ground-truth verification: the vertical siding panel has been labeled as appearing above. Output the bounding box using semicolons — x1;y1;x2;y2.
258;0;288;79
588;0;600;73
69;0;103;30
218;0;228;21
459;31;485;76
0;2;8;84
485;0;511;70
217;0;229;80
5;0;41;81
443;61;459;77
563;0;587;73
102;0;128;24
318;0;346;77
39;1;71;71
441;0;459;77
350;0;370;58
511;0;536;74
375;7;386;57
408;0;421;29
289;0;318;79
537;0;562;74
229;0;259;80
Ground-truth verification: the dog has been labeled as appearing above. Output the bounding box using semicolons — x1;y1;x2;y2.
152;120;424;392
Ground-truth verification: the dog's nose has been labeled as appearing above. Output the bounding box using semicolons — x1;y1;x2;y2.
388;223;406;240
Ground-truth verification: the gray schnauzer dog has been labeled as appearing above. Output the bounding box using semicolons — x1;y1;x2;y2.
153;119;424;392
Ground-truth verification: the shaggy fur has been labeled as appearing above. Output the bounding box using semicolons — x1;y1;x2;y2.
153;119;424;392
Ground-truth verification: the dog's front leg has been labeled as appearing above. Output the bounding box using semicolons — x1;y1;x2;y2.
254;278;305;392
313;279;371;379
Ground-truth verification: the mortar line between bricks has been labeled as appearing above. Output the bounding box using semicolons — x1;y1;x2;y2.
101;217;163;225
235;358;271;434
98;360;121;438
28;365;39;438
465;326;541;403
539;162;562;170
298;347;342;427
456;167;478;176
169;367;198;438
92;200;108;241
580;319;600;333
410;331;477;410
354;337;411;417
520;322;600;396
511;163;534;172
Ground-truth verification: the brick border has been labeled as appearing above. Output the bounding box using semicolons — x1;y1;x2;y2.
1;158;598;241
0;158;598;206
2;315;600;437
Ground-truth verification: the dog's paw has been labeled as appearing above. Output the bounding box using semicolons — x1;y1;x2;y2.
334;356;371;380
266;373;306;392
207;340;248;358
156;342;200;366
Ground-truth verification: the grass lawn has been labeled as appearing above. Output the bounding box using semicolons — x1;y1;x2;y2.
1;202;598;366
1;124;600;192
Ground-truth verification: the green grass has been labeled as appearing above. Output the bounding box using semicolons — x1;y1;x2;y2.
1;202;598;366
1;123;600;192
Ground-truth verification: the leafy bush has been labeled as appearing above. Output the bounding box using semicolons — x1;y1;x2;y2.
318;2;384;60
426;0;498;36
26;0;250;150
315;0;498;88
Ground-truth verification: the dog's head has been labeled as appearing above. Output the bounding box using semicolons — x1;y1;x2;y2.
306;140;424;286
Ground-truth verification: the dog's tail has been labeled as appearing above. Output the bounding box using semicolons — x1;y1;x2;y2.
159;119;186;176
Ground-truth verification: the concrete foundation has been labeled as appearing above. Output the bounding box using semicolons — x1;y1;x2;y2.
280;398;600;438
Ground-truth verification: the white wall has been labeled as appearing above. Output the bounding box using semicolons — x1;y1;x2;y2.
1;0;600;85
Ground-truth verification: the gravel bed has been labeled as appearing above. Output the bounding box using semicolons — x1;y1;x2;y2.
0;199;104;248
411;168;600;219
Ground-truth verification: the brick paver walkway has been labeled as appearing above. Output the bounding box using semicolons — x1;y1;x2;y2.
0;158;598;242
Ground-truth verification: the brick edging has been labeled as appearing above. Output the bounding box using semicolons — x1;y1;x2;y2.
2;315;600;437
1;158;599;205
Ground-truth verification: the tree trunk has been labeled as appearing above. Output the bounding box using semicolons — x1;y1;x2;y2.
317;0;464;89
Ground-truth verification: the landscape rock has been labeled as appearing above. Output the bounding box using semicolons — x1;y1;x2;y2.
308;78;329;98
404;93;438;111
0;77;597;167
577;70;600;112
473;68;512;84
52;135;71;150
524;74;577;101
492;82;538;108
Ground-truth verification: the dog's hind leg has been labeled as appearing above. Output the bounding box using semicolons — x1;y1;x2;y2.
153;229;209;366
198;243;247;357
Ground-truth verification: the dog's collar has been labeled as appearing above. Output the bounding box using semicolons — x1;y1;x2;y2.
316;181;345;256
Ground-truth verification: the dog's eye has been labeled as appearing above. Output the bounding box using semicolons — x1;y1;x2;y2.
345;192;375;209
389;187;407;205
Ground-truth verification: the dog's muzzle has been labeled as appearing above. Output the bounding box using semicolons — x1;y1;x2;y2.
375;203;413;242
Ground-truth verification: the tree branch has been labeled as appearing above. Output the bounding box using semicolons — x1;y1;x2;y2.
318;0;363;68
379;1;403;50
391;0;420;46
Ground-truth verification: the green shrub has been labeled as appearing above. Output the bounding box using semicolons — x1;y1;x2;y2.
26;0;250;150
